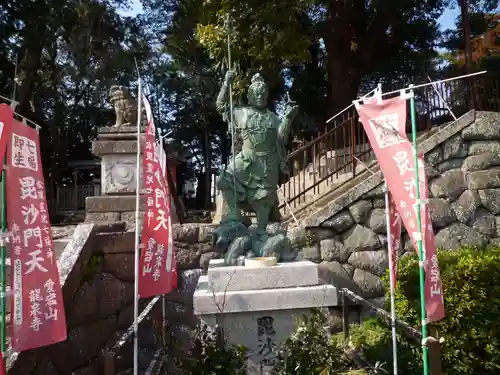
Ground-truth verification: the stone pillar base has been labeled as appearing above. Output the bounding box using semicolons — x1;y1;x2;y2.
85;195;144;230
193;260;338;374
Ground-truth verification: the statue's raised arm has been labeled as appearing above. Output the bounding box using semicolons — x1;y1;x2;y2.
278;93;299;143
216;70;236;123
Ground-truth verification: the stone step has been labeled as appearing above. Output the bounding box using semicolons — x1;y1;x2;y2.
284;163;382;225
54;238;71;258
283;127;436;224
195;276;338;315
283;157;375;192
279;162;375;215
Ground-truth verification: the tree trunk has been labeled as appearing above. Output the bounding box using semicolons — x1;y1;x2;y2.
324;33;362;150
328;63;362;151
323;0;363;139
459;0;473;72
327;59;361;118
195;172;205;208
16;33;44;116
459;0;478;107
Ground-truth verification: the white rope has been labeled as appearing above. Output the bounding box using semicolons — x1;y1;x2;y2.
384;180;399;375
426;76;458;121
385;70;487;98
353;156;376;175
277;185;299;226
0;93;41;131
325;87;378;124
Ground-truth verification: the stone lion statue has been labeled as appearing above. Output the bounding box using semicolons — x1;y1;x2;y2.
109;85;143;127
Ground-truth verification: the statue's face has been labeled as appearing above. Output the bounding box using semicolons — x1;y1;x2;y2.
248;84;268;109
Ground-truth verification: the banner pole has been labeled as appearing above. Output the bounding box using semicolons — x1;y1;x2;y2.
159;132;167;347
133;62;143;375
408;84;429;375
0;127;8;365
374;81;398;374
2;73;18;364
225;14;237;228
384;181;398;375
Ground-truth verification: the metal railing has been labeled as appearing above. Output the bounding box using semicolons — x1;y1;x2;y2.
279;71;500;215
53;184;101;211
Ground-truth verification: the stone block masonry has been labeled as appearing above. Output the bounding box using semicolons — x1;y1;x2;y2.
84;124;182;229
298;111;500;301
11;110;500;375
170;116;500;300
6;222;205;375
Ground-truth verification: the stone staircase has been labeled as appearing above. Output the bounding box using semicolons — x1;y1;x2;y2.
280;128;439;223
278;144;375;211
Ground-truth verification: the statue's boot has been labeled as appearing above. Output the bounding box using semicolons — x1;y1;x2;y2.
219;189;240;225
255;205;271;236
269;203;282;222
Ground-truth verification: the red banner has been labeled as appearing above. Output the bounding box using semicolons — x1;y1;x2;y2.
388;193;401;288
0;104;14;161
356;97;445;322
138;96;177;299
419;158;444;322
0;350;4;375
7;121;67;351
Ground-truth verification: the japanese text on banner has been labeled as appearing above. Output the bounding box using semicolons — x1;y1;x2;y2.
356;97;445;322
8;121;67;352
138;96;177;299
0;349;4;375
388;193;401;288
0;104;13;162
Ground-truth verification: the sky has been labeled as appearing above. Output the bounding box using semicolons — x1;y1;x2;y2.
439;6;461;31
123;0;462;31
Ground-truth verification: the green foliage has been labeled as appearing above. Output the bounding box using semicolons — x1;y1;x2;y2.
81;254;104;281
390;247;500;374
193;0;448;113
194;0;314;104
441;3;499;51
180;324;247;375
1;0;151;206
182;311;373;375
345;246;500;374
348;318;421;374
272;310;362;375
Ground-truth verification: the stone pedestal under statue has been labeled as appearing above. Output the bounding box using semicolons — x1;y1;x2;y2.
85;125;147;228
85;124;183;228
193;260;338;375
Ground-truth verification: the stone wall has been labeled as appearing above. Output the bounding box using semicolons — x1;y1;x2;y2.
300;111;500;300
8;223;140;375
11;110;500;374
7;222;210;375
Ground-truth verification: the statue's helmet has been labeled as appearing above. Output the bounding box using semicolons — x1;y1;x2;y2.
247;73;268;106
